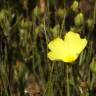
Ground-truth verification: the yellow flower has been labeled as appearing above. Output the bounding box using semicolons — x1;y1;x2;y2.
48;31;87;63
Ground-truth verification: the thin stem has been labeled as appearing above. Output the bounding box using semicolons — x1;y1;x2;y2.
60;13;66;37
66;64;70;96
43;62;55;96
90;73;96;90
93;1;96;25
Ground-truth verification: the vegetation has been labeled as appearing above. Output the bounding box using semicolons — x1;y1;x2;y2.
0;0;96;96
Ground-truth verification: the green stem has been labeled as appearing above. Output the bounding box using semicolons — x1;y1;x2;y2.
66;64;70;96
43;62;55;96
90;73;96;90
93;1;96;25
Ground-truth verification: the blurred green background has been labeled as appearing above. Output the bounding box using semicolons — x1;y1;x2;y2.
0;0;96;96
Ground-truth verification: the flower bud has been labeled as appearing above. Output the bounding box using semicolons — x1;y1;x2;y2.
57;8;66;18
74;13;84;26
33;6;40;17
20;19;32;29
86;19;94;30
0;10;7;23
90;58;96;73
71;1;79;12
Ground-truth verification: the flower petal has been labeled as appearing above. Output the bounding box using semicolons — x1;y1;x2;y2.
48;52;59;60
47;31;87;63
62;53;78;63
48;38;65;52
